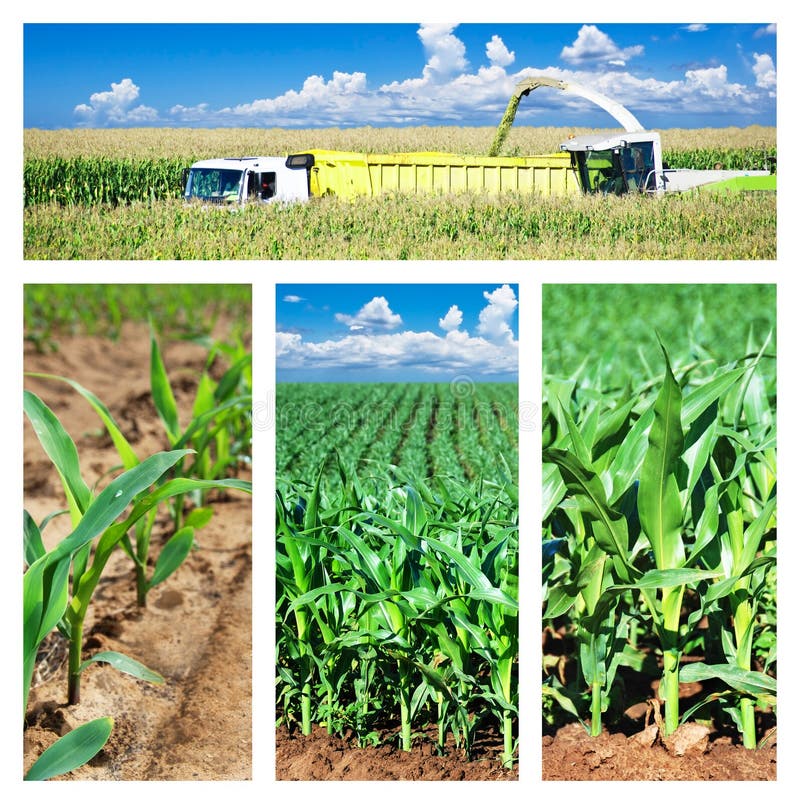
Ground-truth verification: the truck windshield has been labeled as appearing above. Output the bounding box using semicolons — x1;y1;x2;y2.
186;168;243;201
577;142;656;194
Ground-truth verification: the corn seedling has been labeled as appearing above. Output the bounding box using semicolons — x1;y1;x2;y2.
27;327;251;606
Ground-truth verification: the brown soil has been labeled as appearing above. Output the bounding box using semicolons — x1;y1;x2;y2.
543;722;777;781
23;321;252;780
275;723;517;781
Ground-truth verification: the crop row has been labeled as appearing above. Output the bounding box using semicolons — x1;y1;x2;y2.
23;145;776;207
276;382;519;489
23;192;777;260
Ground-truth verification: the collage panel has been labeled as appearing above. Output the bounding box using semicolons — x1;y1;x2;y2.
23;22;775;262
541;284;777;781
275;284;519;780
22;285;253;780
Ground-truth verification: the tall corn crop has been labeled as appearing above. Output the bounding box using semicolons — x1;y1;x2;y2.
276;382;519;766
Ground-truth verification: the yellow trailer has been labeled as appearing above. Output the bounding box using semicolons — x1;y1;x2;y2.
296;149;582;199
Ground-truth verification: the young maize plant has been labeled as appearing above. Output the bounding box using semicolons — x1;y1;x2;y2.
543;338;776;743
276;452;519;766
27;327;252;606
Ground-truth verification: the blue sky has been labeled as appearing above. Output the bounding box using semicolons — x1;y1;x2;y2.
23;22;777;129
276;284;519;382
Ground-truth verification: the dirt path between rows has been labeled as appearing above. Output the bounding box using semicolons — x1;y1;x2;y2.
23;321;252;780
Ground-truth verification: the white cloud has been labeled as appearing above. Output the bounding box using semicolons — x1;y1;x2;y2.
275;329;517;375
684;65;749;100
755;24;777;38
73;78;158;126
683;24;709;33
560;25;644;66
277;285;518;376
752;53;777;95
418;24;469;80
477;284;518;343
439;305;463;332
486;35;515;68
283;295;305;303
79;24;774;129
335;296;403;332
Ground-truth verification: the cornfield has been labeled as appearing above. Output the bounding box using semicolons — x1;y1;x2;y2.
276;382;519;765
22;126;777;260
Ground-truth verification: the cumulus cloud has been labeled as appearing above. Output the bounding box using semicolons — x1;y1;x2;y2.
335;296;403;332
73;78;158;126
277;286;518;376
439;305;464;332
486;35;515;67
683;24;709;33
755;24;777;38
560;25;644;66
418;23;469;80
477;284;518;343
283;294;305;303
752;53;777;95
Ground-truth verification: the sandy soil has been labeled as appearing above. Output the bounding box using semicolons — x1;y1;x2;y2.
23;321;252;780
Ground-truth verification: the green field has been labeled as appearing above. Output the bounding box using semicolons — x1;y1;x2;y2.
276;381;519;763
23;126;776;260
543;283;777;384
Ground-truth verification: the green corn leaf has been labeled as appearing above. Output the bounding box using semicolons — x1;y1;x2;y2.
607;407;654;505
679;661;776;695
23;509;46;568
24;717;114;781
403;485;427;537
24;390;93;516
681;366;746;427
23;555;70;714
637;346;685;571
542;463;566;521
150;328;181;444
183;506;214;529
614;567;721;590
544;448;631;579
78;651;164;684
41;449;194;567
26;373;140;470
147;527;195;590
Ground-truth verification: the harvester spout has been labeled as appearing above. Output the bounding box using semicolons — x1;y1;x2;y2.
488;75;645;157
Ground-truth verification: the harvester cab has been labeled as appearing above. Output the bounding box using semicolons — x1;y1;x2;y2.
558;131;665;195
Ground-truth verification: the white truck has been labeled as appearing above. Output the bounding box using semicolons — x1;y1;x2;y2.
181;156;310;205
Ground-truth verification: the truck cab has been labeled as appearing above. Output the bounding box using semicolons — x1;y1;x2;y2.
182;157;310;205
559;132;665;194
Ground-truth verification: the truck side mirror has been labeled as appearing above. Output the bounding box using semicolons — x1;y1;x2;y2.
181;168;189;191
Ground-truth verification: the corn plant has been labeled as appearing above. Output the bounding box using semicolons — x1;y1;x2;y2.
27;327;252;606
277;450;518;766
543;337;776;743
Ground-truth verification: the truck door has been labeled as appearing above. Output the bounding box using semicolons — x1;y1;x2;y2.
246;171;278;201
